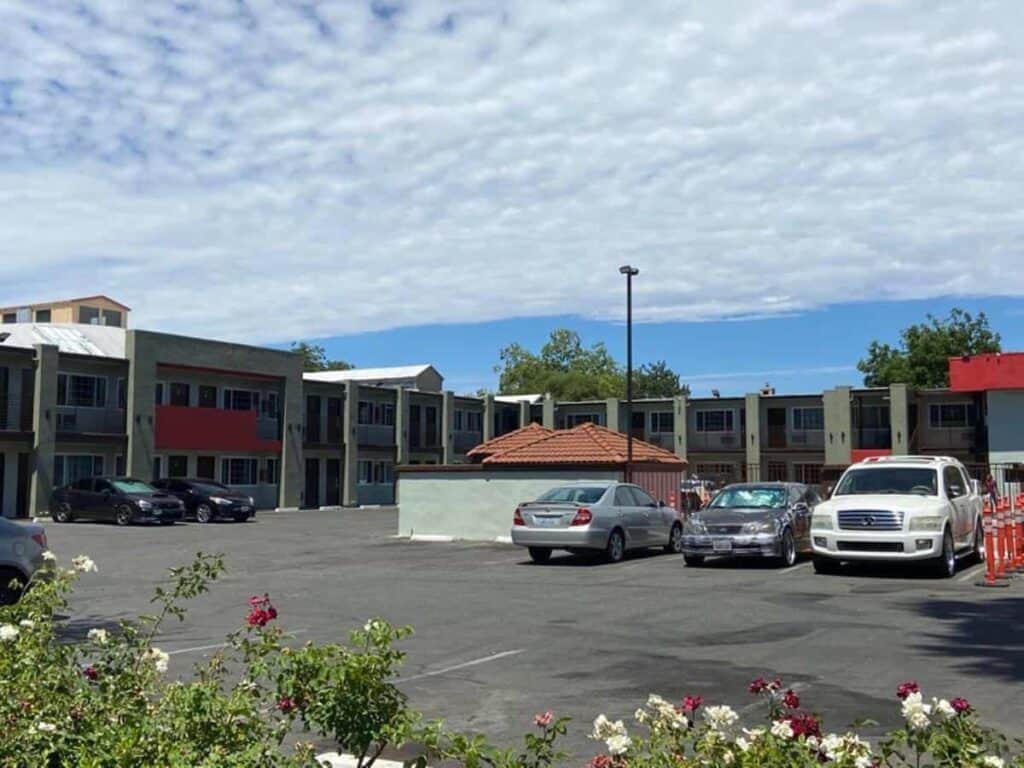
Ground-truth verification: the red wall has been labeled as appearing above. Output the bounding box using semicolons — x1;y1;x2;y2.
949;353;1024;392
629;469;685;511
851;448;891;463
154;405;281;452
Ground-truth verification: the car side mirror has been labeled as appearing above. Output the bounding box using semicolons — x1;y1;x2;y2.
793;502;808;513
948;485;962;499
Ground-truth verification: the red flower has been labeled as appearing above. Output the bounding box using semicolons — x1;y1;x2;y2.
83;665;99;681
247;595;278;627
534;711;554;727
950;697;971;714
896;681;920;700
748;677;768;694
681;695;704;713
277;696;296;714
783;712;821;739
782;689;800;709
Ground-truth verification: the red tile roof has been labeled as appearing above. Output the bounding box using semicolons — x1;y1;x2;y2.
466;422;554;459
479;422;687;468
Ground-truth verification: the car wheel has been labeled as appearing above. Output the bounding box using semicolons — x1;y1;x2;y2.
931;527;956;578
0;567;26;606
605;529;626;563
813;556;841;575
115;505;134;527
528;547;552;564
683;554;704;567
52;502;73;524
664;524;684;554
195;504;214;524
970;518;985;565
779;528;797;567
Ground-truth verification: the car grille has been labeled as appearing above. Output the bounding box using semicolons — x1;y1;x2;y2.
837;541;905;553
837;510;903;531
156;502;180;511
706;524;743;535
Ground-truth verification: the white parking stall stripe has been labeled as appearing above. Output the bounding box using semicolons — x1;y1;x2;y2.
167;629;308;656
956;564;986;583
398;649;526;683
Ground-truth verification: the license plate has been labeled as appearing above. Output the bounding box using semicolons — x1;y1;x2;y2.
534;517;561;528
713;539;733;552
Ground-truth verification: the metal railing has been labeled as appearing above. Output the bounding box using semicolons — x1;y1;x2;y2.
358;424;396;446
54;406;125;435
853;427;891;450
0;393;30;432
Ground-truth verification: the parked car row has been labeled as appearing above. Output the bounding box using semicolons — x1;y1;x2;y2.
48;477;257;526
510;456;986;579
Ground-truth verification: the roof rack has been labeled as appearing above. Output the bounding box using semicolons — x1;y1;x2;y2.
858;455;956;465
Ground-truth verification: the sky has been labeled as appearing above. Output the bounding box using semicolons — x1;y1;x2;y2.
2;1;1022;395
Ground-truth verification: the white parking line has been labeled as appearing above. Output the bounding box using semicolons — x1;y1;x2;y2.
398;648;526;683
167;629;308;656
778;561;813;576
956;564;986;583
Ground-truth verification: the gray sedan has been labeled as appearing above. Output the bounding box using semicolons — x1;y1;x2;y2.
0;517;48;605
681;482;818;567
511;481;684;564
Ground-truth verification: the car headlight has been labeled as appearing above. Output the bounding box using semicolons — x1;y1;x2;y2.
742;520;776;534
909;516;945;532
811;513;833;531
247;497;254;506
684;518;706;534
210;497;233;506
137;500;152;511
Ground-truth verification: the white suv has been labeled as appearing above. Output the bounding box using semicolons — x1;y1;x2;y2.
810;456;984;578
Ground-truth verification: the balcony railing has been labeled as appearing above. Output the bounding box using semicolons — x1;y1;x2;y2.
454;430;483;453
0;394;31;432
853;427;892;450
256;417;280;441
358;424;396;446
55;406;126;435
763;430;825;450
689;432;744;451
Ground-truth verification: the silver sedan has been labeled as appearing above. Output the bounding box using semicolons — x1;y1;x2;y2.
511;481;684;563
0;517;48;605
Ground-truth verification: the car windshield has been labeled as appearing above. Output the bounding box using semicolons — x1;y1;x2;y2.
536;486;608;504
193;482;231;495
111;479;156;494
834;468;938;496
708;487;788;509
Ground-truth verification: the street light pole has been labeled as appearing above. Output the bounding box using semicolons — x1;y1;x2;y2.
619;265;639;483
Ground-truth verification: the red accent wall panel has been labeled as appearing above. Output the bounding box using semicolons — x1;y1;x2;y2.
949;353;1024;392
154;405;281;452
851;448;891;463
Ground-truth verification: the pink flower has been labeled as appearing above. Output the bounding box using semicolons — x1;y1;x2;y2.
247;595;278;627
769;678;783;692
950;697;971;714
534;711;554;728
896;681;920;700
681;695;704;713
277;696;297;714
782;689;800;709
588;756;613;768
749;677;768;694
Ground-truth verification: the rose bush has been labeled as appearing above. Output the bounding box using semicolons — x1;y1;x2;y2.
2;552;1023;767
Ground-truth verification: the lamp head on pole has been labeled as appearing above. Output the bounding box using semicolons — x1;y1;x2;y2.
619;265;639;277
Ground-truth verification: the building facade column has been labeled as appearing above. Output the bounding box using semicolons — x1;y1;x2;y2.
29;344;58;516
395;388;409;466
605;398;620;432
483;394;495;442
889;383;910;455
744;393;762;481
824;386;853;467
542;395;555;429
441;390;455;464
124;331;157;483
278;366;304;509
518;400;531;428
342;381;359;506
673;394;688;462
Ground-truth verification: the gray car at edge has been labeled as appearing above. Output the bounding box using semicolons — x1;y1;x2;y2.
511;481;685;563
681;482;819;567
0;517;48;605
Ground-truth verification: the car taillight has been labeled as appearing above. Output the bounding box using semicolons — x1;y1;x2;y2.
571;508;592;526
513;507;526;526
31;532;47;551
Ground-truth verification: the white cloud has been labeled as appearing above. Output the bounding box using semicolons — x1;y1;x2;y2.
0;0;1022;343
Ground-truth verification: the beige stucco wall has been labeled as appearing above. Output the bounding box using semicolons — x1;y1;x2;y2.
397;469;618;540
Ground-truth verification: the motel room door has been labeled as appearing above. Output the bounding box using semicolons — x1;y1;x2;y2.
304;458;320;509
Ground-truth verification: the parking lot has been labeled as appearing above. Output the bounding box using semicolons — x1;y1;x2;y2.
45;508;1024;757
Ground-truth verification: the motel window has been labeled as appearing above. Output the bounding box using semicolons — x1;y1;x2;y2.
651;412;674;433
425;406;438;445
2;313;15;324
454;410;464;431
358;401;373;425
168;455;188;478
196;456;216;480
57;374;107;408
34;309;51;323
264;458;279;485
381;403;395;426
767;461;788;482
54;455;104;487
198;385;217;408
262;392;279;419
223;389;258;411
169;382;190;407
794;463;823;486
102;309;122;327
115;455;125;476
563;413;603;428
117;378;126;409
695;410;734;433
792;407;824;431
373;461;394;485
466;411;482;432
221;458;259;486
79;306;100;324
152;456;162;481
929;403;976;429
358;460;373;485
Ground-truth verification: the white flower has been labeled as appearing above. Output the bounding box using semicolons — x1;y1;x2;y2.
634;708;648;724
901;691;931;730
143;647;170;674
591;714;627;741
721;750;735;765
982;758;1005;768
770;719;794;739
932;698;956;721
87;628;109;645
34;722;57;733
735;736;751;753
41;551;57;562
703;705;739;732
19;619;35;629
0;624;19;642
71;555;97;573
605;734;631;756
854;757;873;768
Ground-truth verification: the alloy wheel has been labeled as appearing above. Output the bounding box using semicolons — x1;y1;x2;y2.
607;530;625;563
666;525;683;554
781;530;797;567
54;503;72;523
115;506;133;526
196;505;213;524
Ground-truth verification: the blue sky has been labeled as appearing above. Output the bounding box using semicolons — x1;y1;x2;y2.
2;1;1022;391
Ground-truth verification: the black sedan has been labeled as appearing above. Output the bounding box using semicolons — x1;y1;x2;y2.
50;477;185;526
151;479;256;523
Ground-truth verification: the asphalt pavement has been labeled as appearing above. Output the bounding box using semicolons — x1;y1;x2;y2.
43;508;1024;758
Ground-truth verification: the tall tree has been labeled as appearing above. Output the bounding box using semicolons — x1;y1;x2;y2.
290;341;354;373
857;308;1001;388
495;329;688;400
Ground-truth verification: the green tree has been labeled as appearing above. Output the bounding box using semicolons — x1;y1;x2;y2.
290;341;354;373
857;308;1001;388
495;329;688;400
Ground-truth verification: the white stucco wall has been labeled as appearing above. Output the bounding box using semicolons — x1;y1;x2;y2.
397;469;619;540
